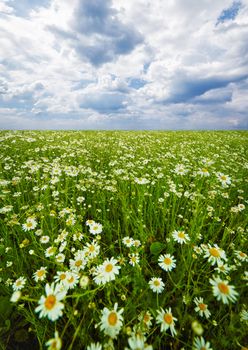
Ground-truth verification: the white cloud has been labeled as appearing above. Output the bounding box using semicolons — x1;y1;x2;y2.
0;0;248;129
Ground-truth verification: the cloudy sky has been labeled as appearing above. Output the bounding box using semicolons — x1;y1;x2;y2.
0;0;248;130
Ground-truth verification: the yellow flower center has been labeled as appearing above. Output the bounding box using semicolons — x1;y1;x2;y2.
108;312;118;326
209;248;220;258
75;260;82;267
60;273;66;280
198;303;206;311
153;280;160;287
45;295;56;310
164;257;172;265
143;314;150;323
105;264;113;273
218;282;229;294
178;232;185;239
89;245;95;252
221;175;227;181
163;313;173;324
37;270;45;278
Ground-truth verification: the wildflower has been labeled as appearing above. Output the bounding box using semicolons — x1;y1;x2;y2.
33;267;47;282
99;303;124;339
193;336;213;350
56;253;65;263
148;277;165;294
172;230;190;244
10;291;21;303
45;246;57;257
198;168;210;176
64;271;79;289
93;257;121;285
214;262;231;275
158;254;176;272
203;244;227;266
123;236;134;247
138;311;153;330
35;283;67;321
40;236;50;244
46;331;62;350
126;333;153;350
234;250;248;262
217;172;231;186
89;222;103;235
129;253;140;266
84;240;100;259
69;251;87;271
86;343;102;350
156;307;177;336
209;276;239;304
22;217;37;231
194;297;211;319
12;276;26;291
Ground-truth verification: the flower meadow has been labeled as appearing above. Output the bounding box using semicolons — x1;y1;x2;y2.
0;130;247;350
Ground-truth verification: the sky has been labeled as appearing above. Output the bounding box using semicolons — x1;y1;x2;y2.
0;0;248;130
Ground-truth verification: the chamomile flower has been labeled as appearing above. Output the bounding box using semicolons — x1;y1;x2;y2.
12;276;26;291
84;240;100;259
122;236;134;247
234;250;248;262
217;172;231;186
35;283;67;321
203;244;226;266
33;267;47;282
46;331;62;350
40;235;50;244
64;271;79;289
86;342;102;350
193;297;211;319
156;307;177;336
69;251;87;272
126;333;153;350
129;253;140;266
209;276;239;304
138;311;153;330
148;277;165;294
93;257;120;285
172;230;190;244
99;303;124;339
193;336;213;350
158;254;176;272
54;271;68;285
89;222;103;235
22;217;37;231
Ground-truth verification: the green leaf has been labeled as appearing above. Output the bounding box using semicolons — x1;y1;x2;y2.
0;297;13;321
150;242;165;256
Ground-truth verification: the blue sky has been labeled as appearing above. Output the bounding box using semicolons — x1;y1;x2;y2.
0;0;248;130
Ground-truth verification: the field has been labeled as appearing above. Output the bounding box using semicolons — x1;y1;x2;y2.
0;130;247;350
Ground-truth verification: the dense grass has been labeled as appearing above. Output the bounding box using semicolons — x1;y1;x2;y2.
0;130;247;350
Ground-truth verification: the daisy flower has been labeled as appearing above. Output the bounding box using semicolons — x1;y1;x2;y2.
193;297;211;319
126;333;153;350
234;250;248;262
193;336;213;350
172;230;190;244
99;303;124;339
22;217;37;231
156;307;177;336
93;257;121;285
122;236;134;247
33;267;47;282
149;277;165;294
86;342;102;350
158;254;176;272
138;310;153;330
35;283;67;321
217;172;231;186
129;253;140;266
83;240;100;259
203;244;226;266
54;271;68;286
64;271;79;289
209;276;239;304
46;331;62;350
69;251;87;272
89;222;103;235
214;262;231;275
12;276;26;291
